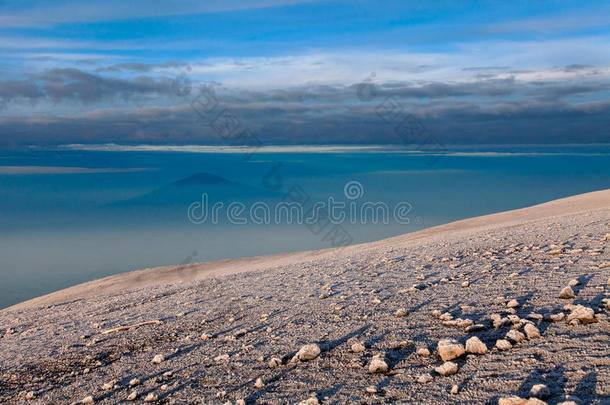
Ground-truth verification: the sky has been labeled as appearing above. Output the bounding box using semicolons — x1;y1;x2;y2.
1;0;610;148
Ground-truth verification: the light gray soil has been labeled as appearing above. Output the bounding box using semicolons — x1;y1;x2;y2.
1;191;609;404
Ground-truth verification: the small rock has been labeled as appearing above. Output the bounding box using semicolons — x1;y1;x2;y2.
548;312;565;322
80;397;94;405
365;386;377;394
524;323;541;339
416;373;433;383
129;378;140;387
507;299;520;308
201;333;212;341
268;357;282;368
144;393;158;403
368;355;388;373
496;339;512;351
236;400;246;405
530;384;550;399
506;329;526;344
566;305;596;324
437;339;465;361
152;354;165;364
416;348;431;356
25;392;36;400
559;286;575;299
101;382;114;390
461;281;469;288
568;279;580;287
434;361;458;376
439;312;453;321
126;391;138;401
450;384;459;394
395;308;408;317
351;342;366;353
254;377;265;388
465;336;488;354
296;344;321;361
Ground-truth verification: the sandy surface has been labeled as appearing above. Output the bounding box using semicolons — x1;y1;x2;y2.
1;189;609;404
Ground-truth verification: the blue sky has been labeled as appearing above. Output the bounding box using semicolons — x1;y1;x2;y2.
1;0;610;147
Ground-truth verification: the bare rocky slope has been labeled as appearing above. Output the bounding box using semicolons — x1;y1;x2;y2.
1;190;609;404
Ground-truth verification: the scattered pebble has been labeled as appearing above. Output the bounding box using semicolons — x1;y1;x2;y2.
126;392;137;401
268;357;282;368
506;329;526;344
465;336;488;354
80;396;94;405
565;304;596;324
507;299;520;308
530;383;551;399
395;308;408;317
254;378;265;389
437;339;465;361
144;393;158;403
524;323;541;339
351;342;366;353
368;355;388;373
450;384;459;394
434;361;458;376
152;354;165;364
559;286;575;299
129;378;140;387
416;373;433;383
416;348;431;356
296;344;321;361
496;339;512;351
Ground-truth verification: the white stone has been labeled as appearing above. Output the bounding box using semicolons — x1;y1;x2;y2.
496;339;512;351
437;339;465;361
506;329;526;344
435;361;458;376
395;308;408;317
559;286;575;299
296;344;321;361
530;384;550;399
368;355;388;373
524;323;541;339
465;336;488;354
144;393;158;403
351;342;366;353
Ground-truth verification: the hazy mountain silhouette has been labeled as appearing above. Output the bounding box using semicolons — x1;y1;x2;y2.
109;172;277;209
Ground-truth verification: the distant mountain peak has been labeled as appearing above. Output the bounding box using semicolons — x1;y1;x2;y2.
171;172;233;186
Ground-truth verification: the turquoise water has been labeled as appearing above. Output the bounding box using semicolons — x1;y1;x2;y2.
0;145;609;308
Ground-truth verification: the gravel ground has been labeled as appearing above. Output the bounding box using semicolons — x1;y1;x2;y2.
1;195;609;404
